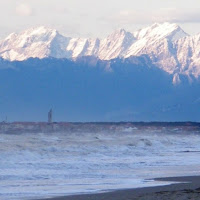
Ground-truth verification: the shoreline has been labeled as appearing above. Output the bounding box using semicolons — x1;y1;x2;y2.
1;121;200;135
36;176;200;200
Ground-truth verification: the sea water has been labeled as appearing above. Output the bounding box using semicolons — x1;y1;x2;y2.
0;127;200;199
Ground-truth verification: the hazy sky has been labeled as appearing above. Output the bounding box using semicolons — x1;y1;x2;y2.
0;0;200;39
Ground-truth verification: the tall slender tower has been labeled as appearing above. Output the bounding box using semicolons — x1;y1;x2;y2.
48;109;52;123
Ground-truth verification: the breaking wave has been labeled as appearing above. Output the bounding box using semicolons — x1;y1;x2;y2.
0;128;200;199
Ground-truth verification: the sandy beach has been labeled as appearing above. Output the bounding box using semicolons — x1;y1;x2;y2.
36;176;200;200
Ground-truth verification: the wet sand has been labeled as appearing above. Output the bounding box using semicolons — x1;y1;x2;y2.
36;176;200;200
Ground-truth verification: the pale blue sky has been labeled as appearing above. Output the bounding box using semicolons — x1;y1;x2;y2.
0;0;200;38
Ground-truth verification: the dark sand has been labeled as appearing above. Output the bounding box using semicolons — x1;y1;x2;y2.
36;176;200;200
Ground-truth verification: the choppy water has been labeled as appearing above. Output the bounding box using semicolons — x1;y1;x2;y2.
1;127;200;199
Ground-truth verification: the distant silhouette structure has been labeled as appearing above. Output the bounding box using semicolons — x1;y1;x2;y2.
48;109;52;123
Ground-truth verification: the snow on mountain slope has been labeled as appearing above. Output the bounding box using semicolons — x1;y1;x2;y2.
133;22;187;41
125;23;188;74
66;38;100;58
66;29;135;59
98;29;135;60
0;26;71;61
2;23;200;79
175;33;200;78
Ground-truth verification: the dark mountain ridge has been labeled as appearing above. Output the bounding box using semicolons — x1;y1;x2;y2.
0;56;199;122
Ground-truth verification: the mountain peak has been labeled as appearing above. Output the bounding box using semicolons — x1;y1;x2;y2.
108;28;131;38
151;22;179;28
98;28;135;60
133;22;188;41
113;28;127;34
0;26;66;61
150;22;180;31
1;23;200;78
19;26;59;40
22;26;57;35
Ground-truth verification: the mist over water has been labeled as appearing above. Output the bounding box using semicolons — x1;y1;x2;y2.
1;127;200;200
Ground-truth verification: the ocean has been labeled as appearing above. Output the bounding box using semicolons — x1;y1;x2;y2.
0;124;200;199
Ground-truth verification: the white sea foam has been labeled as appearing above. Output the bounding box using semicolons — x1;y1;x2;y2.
0;129;200;199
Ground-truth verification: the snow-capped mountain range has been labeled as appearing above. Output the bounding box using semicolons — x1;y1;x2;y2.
1;22;200;80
